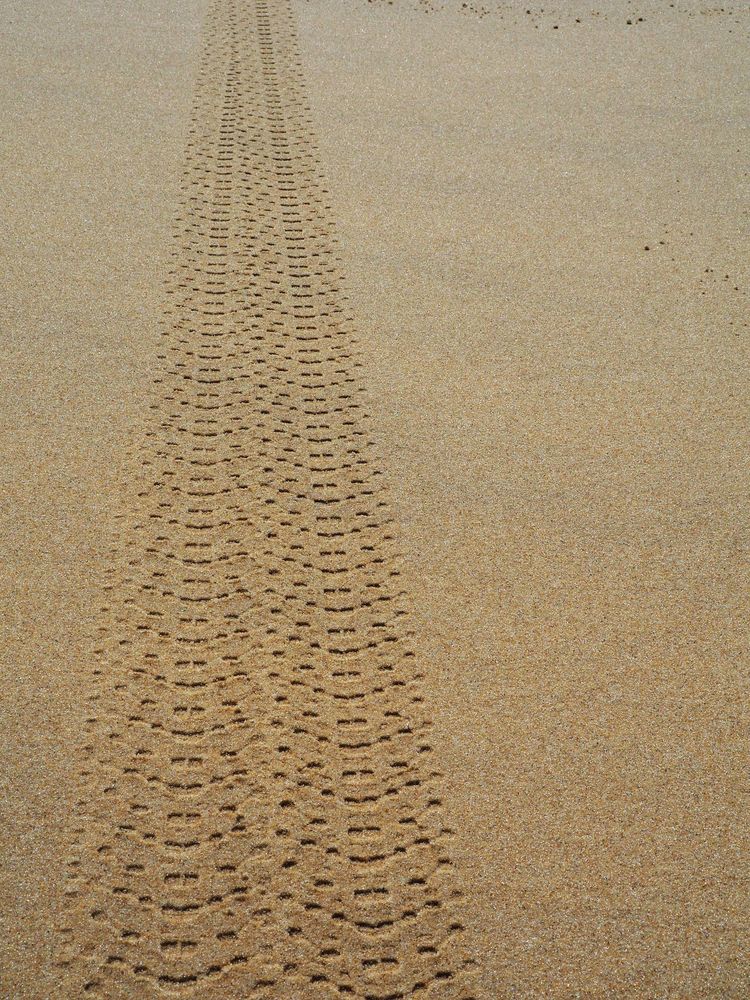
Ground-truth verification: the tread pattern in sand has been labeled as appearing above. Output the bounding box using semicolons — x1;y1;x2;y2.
57;1;476;997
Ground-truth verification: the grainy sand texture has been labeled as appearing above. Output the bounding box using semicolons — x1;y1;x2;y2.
1;1;748;999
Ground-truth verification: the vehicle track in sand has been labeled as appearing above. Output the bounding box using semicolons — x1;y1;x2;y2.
56;1;477;997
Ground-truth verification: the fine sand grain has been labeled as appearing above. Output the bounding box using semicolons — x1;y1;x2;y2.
1;1;748;998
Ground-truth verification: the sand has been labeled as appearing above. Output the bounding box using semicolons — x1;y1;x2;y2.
1;1;748;998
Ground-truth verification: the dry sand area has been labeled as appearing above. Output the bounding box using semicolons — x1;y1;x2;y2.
1;0;748;997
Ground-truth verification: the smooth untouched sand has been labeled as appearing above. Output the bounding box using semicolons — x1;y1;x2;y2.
1;1;748;998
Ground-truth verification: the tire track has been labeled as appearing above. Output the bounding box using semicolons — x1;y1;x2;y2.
57;2;477;997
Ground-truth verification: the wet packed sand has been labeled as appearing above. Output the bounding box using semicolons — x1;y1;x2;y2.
1;2;748;998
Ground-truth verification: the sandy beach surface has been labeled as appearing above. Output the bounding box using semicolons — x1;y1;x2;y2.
1;2;748;998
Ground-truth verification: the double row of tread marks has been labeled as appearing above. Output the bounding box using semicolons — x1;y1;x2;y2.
56;1;478;998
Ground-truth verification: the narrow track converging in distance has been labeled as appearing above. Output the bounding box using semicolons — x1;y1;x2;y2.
57;2;477;997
